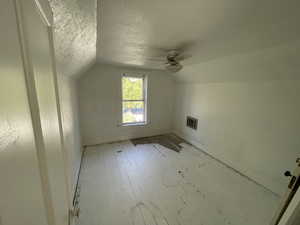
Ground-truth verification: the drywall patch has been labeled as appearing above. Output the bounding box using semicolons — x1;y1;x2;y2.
48;0;97;78
0;119;19;152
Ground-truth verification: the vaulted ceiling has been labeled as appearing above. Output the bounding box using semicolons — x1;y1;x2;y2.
96;0;300;70
49;0;97;78
49;0;300;76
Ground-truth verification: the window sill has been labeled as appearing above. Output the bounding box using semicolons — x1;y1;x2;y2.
121;122;148;127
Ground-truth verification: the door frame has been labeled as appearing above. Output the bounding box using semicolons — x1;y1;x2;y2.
45;2;73;211
277;179;300;225
14;0;72;223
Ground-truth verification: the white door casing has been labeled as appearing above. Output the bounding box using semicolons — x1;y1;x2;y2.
0;0;49;224
0;0;70;225
17;0;70;224
272;159;300;225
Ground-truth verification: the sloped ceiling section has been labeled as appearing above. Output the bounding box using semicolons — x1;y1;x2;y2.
97;0;300;71
49;0;97;78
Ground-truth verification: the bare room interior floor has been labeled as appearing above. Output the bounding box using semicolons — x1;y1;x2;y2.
77;141;280;225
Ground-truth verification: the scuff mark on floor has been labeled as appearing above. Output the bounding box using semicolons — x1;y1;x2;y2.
178;170;185;178
153;144;167;158
148;201;171;225
188;143;280;197
130;201;170;225
216;207;233;225
130;201;150;225
198;162;207;168
78;141;280;225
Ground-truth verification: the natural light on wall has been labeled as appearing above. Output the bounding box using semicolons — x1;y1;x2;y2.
122;75;147;125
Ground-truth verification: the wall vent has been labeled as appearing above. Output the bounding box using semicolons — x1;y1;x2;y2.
186;116;198;130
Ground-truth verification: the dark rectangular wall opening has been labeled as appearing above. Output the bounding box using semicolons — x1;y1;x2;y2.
186;116;198;130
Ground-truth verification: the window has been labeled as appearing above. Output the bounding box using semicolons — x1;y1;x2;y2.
122;75;147;125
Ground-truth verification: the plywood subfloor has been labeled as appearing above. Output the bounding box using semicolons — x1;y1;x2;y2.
131;134;186;152
77;141;280;225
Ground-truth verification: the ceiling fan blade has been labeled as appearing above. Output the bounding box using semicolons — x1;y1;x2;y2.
165;63;183;72
147;57;166;62
175;53;192;61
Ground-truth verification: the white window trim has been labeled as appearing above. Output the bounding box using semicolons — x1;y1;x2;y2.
121;74;148;126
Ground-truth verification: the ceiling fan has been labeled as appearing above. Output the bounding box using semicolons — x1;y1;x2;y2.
164;50;187;72
151;42;193;72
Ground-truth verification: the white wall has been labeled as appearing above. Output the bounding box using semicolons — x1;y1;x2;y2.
48;0;97;79
57;76;82;196
49;0;97;199
173;43;300;195
78;64;175;146
0;1;50;224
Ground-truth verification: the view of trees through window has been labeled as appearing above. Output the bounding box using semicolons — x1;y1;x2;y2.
122;76;146;124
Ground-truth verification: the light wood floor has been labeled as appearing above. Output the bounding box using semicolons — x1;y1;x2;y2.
77;141;279;225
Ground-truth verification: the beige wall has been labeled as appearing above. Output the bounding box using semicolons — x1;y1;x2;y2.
78;64;175;146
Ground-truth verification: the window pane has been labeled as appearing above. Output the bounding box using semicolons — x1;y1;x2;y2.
122;101;144;123
122;77;143;100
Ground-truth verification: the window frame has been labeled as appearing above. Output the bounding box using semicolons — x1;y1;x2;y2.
121;74;148;126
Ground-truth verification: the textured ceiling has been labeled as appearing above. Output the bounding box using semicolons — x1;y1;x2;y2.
49;0;97;78
97;0;300;70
